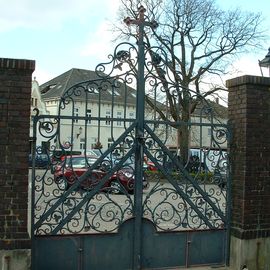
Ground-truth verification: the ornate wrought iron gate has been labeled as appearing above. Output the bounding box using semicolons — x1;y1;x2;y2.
31;7;231;270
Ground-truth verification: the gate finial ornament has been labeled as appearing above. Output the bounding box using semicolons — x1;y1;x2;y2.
123;5;158;33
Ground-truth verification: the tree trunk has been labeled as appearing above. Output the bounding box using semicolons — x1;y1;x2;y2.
175;86;190;165
176;115;189;165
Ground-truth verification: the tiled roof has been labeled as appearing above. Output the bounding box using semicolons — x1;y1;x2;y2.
193;99;228;119
41;69;100;99
40;68;227;119
40;68;138;105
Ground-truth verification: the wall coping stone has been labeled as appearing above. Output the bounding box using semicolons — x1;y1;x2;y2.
0;57;35;71
226;75;270;88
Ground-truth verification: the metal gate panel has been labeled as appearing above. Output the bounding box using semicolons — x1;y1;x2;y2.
33;237;80;270
141;219;187;269
188;230;226;267
83;226;133;270
31;6;231;269
31;76;230;269
33;224;133;270
32;220;226;270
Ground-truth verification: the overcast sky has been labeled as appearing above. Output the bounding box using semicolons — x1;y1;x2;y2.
0;0;269;84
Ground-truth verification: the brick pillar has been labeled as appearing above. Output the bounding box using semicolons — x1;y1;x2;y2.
0;58;35;269
227;75;270;270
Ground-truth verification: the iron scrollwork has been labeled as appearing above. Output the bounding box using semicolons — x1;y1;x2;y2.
32;10;230;236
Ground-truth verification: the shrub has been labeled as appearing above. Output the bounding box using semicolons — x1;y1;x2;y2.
145;170;214;183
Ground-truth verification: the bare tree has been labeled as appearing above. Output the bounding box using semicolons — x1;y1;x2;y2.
114;0;265;162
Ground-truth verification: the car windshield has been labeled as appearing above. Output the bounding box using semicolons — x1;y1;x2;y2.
65;156;97;168
35;154;49;161
90;149;103;157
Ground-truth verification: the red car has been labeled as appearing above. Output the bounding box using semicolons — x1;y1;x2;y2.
54;155;148;194
144;156;157;171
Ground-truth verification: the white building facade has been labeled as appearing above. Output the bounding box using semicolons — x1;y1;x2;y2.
32;68;228;158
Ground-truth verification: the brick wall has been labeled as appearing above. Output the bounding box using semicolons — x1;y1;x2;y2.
0;58;35;249
227;75;270;239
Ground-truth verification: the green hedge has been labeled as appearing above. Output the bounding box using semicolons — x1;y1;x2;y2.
145;170;214;183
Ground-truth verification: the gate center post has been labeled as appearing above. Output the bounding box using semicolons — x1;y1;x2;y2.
124;6;158;269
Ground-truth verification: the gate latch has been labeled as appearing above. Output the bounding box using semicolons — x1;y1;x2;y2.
136;131;145;144
137;136;145;144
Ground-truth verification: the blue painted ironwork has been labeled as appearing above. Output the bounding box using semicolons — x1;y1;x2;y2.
31;5;231;270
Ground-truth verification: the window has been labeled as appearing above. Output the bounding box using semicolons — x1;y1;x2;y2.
74;108;79;123
86;109;91;124
208;128;211;136
128;111;135;126
105;110;111;125
108;89;120;96
107;138;113;149
80;138;85;150
90;137;97;148
117;111;122;126
31;98;38;107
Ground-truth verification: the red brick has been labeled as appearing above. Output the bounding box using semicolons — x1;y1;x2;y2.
0;57;34;248
227;75;270;239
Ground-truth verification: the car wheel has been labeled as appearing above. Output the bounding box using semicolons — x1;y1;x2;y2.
110;181;121;194
128;189;134;195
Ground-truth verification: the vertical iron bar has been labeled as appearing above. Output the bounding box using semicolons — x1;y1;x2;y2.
225;127;232;266
84;92;88;155
133;12;145;270
98;87;101;145
31;115;37;270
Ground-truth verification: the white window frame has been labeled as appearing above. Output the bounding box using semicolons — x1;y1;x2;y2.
105;110;111;125
74;107;79;123
117;111;122;126
86;109;92;124
80;138;85;150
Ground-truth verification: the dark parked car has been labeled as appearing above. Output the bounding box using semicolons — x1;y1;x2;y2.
29;154;50;168
53;155;148;193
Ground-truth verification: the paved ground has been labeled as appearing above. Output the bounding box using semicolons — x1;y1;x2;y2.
166;267;228;270
187;267;228;269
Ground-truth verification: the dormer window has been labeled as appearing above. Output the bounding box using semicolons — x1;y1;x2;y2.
41;84;57;94
31;98;38;107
